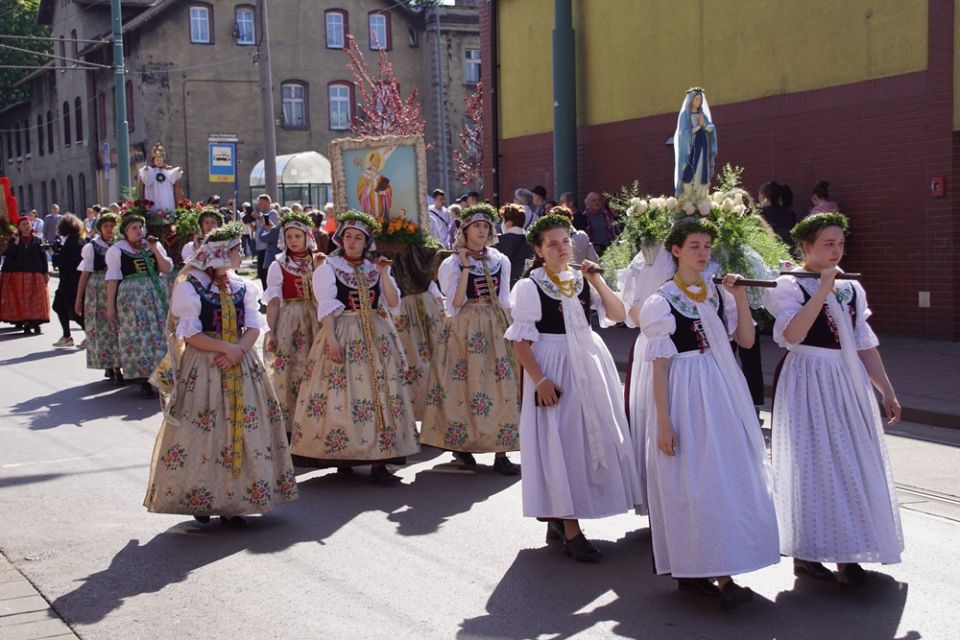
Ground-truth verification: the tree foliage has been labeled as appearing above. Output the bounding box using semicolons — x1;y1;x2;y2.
0;0;51;109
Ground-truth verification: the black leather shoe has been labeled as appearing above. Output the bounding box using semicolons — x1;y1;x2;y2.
370;463;402;486
221;515;247;527
453;451;477;467
104;368;115;380
836;563;871;586
719;581;754;610
140;382;157;399
794;559;836;581
114;371;126;386
545;519;564;542
335;465;355;476
677;578;721;595
563;533;602;562
193;515;211;524
492;456;519;476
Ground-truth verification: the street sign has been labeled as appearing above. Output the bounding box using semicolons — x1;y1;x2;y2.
209;143;237;183
208;133;240;144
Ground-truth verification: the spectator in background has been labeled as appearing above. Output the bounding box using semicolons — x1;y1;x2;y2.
308;212;331;254
447;204;463;247
466;191;480;206
560;191;585;231
531;185;548;219
258;206;288;286
253;194;280;286
428;189;453;247
582;192;618;255
495;203;533;287
549;205;598;265
323;203;337;234
808;179;839;217
513;188;535;228
51;214;85;348
28;210;44;238
43;203;62;249
83;207;98;239
758;181;797;248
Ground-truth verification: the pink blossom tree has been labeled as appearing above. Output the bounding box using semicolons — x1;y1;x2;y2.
454;82;483;186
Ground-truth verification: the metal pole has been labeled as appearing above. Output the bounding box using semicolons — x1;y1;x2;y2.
552;0;577;199
258;0;278;201
111;0;130;190
434;5;449;194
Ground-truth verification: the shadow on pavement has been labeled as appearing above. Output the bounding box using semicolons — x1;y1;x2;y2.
459;533;913;640
0;346;76;366
11;380;160;430
0;464;146;489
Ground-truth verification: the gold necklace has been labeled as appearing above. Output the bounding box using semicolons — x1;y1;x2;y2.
673;273;708;303
545;267;576;298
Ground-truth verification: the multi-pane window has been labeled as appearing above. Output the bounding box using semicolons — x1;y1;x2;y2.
328;83;352;131
23;120;30;156
63;102;71;146
46;111;54;153
37;114;44;156
369;13;388;50
236;7;255;45
325;10;346;49
190;6;212;43
465;49;481;85
75;97;83;142
281;82;307;129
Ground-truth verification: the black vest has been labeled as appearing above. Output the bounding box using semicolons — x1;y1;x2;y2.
119;247;156;276
666;286;726;354
533;279;591;334
187;276;247;336
798;285;858;349
465;262;502;300
334;268;382;311
92;241;108;272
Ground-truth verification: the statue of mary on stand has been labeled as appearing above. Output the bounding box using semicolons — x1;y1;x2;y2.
673;87;717;200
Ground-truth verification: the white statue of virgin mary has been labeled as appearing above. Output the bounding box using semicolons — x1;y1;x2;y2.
138;142;183;213
673;88;717;200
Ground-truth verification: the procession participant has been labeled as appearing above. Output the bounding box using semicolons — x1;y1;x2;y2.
420;204;520;475
75;212;122;381
106;210;173;398
289;211;418;486
765;212;903;585
637;217;778;610
145;222;297;524
505;213;643;561
180;208;223;263
263;211;323;429
51;214;85;348
0;216;49;334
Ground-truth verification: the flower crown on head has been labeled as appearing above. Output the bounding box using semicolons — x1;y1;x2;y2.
664;215;719;251
686;86;704;95
525;212;572;246
203;221;245;244
458;203;499;227
790;211;848;244
197;207;224;227
279;211;315;230
119;211;146;232
95;211;120;232
336;210;380;236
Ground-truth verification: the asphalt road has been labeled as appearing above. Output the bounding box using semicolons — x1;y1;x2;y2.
1;325;959;640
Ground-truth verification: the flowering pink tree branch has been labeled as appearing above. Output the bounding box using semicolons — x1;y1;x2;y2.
345;34;431;146
454;82;483;186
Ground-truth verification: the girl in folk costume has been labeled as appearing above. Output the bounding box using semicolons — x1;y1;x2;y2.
76;212;122;381
263;212;323;429
106;211;173;398
420;204;520;475
505;214;643;562
145;223;297;524
289;211;418;486
765;213;903;586
180;208;222;263
0;216;50;334
637;217;778;610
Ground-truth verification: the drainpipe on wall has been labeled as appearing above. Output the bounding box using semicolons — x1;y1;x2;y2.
552;0;576;199
488;0;501;205
434;6;450;195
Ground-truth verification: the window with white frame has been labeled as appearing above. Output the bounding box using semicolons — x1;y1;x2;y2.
328;83;352;131
190;5;212;44
281;82;308;129
465;49;480;85
326;11;345;49
236;7;255;45
369;13;387;50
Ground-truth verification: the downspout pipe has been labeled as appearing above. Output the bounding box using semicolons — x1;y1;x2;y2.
552;0;576;199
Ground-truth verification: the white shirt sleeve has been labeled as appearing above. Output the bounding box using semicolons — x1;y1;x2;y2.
313;262;345;320
718;285;741;338
852;282;880;351
181;242;196;262
504;278;541;342
438;255;464;317
497;253;512;310
154;242;173;271
764;277;805;348
105;244;123;281
171;279;203;338
381;267;401;315
588;277;615;328
263;261;284;304
639;294;678;361
78;242;95;273
241;277;267;330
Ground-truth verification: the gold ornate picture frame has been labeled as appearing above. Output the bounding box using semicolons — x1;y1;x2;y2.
328;134;429;229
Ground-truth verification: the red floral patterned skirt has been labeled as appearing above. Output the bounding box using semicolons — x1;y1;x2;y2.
0;272;50;323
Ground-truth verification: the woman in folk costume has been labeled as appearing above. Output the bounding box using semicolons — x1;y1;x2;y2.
420;204;520;475
180;207;222;263
289;211;418;486
76;212;123;382
505;214;643;562
145;223;297;524
106;210;173;398
263;211;323;429
636;217;778;610
0;216;49;334
765;213;902;586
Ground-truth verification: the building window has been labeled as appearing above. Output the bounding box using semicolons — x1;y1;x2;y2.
75;97;83;142
37;114;44;156
328;81;353;131
325;10;347;49
97;94;106;141
18;186;23;205
189;5;212;44
126;81;135;132
465;49;480;85
59;35;65;71
281;81;308;130
14;123;21;158
46;111;54;153
63;102;71;147
41;182;47;211
3;132;10;163
408;27;418;48
67;175;75;213
24;120;31;156
368;11;391;50
27;184;34;209
79;173;86;211
70;29;78;65
51;179;57;205
236;6;255;45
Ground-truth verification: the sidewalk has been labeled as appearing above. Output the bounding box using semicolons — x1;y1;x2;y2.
0;552;78;639
599;325;960;429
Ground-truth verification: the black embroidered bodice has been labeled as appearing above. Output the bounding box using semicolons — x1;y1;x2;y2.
533;279;591;334
120;247;157;276
666;286;726;354
798;285;857;349
187;276;246;335
92;241;108;272
465;262;502;300
334;266;382;311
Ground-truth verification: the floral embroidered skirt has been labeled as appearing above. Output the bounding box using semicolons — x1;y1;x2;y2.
290;310;419;464
264;299;321;430
393;292;447;421
419;302;521;453
0;272;49;323
144;346;298;516
82;272;121;369
116;276;169;379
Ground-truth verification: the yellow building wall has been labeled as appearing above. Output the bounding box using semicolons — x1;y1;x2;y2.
498;0;929;139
